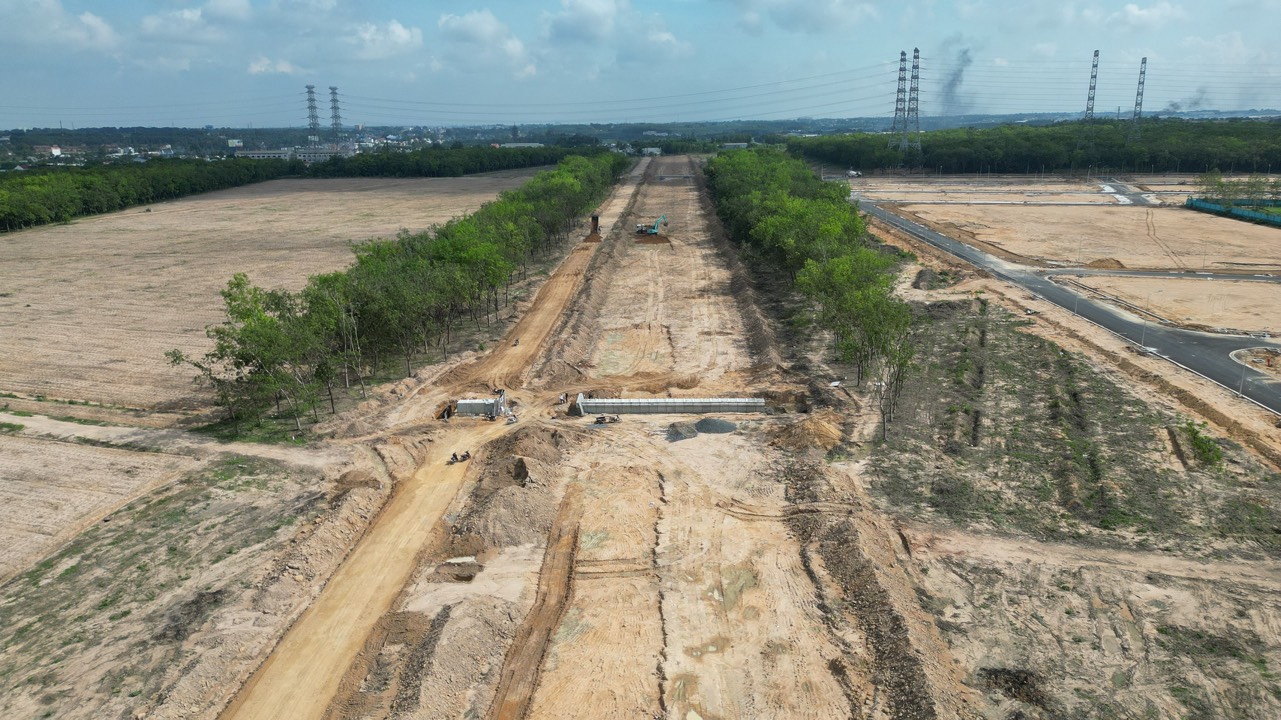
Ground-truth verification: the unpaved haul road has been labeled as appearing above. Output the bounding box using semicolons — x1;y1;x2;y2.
221;160;649;720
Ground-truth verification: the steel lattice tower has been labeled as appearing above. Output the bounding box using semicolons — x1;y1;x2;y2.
305;85;320;137
1084;50;1099;120
888;51;908;148
329;86;342;139
905;47;921;155
1128;57;1147;141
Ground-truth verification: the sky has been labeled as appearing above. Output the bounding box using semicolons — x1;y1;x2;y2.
1;0;1279;128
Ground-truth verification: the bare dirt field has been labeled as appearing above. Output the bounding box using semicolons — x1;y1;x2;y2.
0;433;200;583
8;158;1281;720
854;177;1118;205
894;203;1281;270
1074;275;1281;333
0;171;539;415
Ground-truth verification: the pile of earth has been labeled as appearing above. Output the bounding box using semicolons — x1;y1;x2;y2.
695;418;737;434
773;409;844;452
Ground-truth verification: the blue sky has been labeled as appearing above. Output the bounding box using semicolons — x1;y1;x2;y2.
2;0;1278;128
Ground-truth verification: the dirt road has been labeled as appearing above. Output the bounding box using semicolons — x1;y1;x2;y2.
221;160;650;720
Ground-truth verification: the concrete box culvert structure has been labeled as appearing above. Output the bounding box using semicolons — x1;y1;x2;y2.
572;393;765;416
453;392;509;418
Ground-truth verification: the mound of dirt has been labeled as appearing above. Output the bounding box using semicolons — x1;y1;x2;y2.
695;417;737;434
636;234;671;244
456;484;557;548
667;421;698;442
773;410;844;452
453;425;575;550
1086;257;1126;269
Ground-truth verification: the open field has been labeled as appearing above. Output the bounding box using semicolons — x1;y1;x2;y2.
0;171;540;414
854;177;1120;205
1075;275;1281;333
6;159;1281;720
894;203;1281;270
0;433;200;583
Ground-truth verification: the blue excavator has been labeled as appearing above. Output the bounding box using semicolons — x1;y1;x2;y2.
635;214;667;235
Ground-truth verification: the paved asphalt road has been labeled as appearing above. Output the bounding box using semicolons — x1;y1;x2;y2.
860;202;1281;416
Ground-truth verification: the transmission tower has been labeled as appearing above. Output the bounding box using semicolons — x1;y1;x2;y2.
905;47;922;156
329;86;343;139
305;85;321;139
1128;58;1147;141
1077;50;1100;154
1084;50;1099;120
888;51;908;149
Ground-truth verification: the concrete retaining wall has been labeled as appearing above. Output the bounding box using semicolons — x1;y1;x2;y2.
575;394;765;415
455;393;508;417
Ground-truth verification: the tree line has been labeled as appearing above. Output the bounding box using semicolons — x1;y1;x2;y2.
168;152;631;433
1195;171;1281;206
703;147;914;432
789;118;1281;175
0;158;300;232
305;145;595;178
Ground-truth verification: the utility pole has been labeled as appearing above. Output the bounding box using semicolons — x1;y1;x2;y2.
888;51;908;150
1128;57;1147;143
305;85;320;143
329;86;343;140
906;48;922;158
1084;50;1099;121
1077;50;1100;154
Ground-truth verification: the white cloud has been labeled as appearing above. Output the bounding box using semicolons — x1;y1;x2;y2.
725;0;880;34
348;19;423;61
438;10;535;78
140;8;224;44
204;0;253;23
1110;2;1187;29
1032;42;1057;57
248;56;299;74
545;0;625;44
0;0;120;51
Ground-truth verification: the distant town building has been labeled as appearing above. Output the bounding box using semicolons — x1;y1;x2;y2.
641;147;662;156
236;147;355;164
499;142;545;148
721;143;749;150
227;139;243;148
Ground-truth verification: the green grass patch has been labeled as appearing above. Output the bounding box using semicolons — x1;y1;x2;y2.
0;421;24;433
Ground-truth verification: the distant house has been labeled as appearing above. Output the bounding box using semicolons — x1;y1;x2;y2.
721;142;749;150
641;147;662;156
499;142;544;148
237;148;293;160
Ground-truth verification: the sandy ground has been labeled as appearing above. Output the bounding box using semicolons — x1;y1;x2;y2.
894;203;1281;270
1073;275;1281;333
0;433;200;582
222;160;652;720
12;160;1281;720
589;161;752;380
0;171;539;413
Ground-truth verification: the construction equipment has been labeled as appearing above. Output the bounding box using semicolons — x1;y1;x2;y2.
594;415;621;424
635;215;666;235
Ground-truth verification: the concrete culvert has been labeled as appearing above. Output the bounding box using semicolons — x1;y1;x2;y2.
694;417;737;434
667;421;698;442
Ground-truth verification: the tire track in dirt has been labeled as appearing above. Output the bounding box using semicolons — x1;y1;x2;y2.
486;484;583;720
222;164;650;720
1145;208;1185;269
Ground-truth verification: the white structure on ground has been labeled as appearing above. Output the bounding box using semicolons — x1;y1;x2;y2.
574;394;765;415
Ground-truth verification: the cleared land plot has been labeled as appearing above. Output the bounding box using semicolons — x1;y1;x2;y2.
856;178;1117;205
0;433;199;582
1074;275;1281;333
896;204;1281;270
591;157;752;380
0;171;539;412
